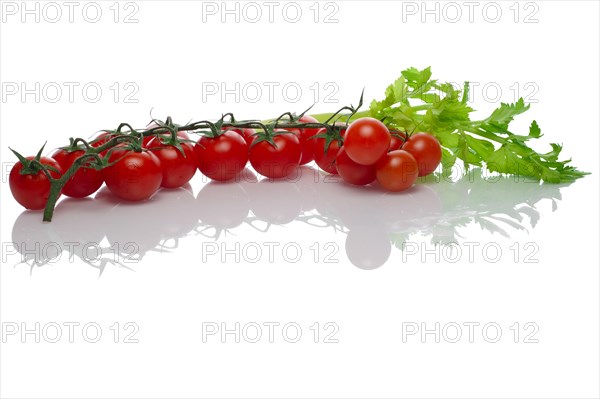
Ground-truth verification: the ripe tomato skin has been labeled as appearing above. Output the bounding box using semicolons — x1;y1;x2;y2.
312;128;341;174
294;115;321;165
152;131;189;141
9;156;63;210
51;149;103;198
402;133;442;176
148;137;197;188
91;131;119;156
335;147;376;185
343;118;391;165
144;122;190;146
91;131;117;147
102;149;162;201
375;150;419;192
223;127;256;147
149;131;190;146
195;131;248;182
142;136;155;147
249;134;301;179
388;131;407;152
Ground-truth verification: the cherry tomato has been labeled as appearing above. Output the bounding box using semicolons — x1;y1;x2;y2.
287;115;320;165
91;131;119;156
335;147;376;186
142;136;154;147
388;131;407;152
148;136;197;188
51;149;103;198
9;156;63;210
249;134;301;179
102;149;162;201
375;150;419;192
91;131;117;147
312;127;344;175
343;117;391;165
195;131;248;182
402;133;442;177
144;122;190;147
223;127;256;147
152;131;190;145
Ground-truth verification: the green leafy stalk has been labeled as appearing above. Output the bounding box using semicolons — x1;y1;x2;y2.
368;66;587;183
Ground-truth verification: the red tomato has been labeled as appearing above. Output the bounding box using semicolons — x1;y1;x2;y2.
222;127;256;147
195;131;248;182
141;136;154;147
402;133;442;176
335;147;376;185
249;134;301;179
91;131;119;156
312;128;342;174
177;131;190;140
144;122;190;146
151;131;190;145
52;149;104;198
102;149;162;201
292;115;321;165
388;131;407;152
375;150;419;192
91;131;117;147
9;156;63;210
148;137;197;188
343;118;391;165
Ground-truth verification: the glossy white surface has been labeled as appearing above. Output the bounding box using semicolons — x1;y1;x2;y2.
1;1;598;398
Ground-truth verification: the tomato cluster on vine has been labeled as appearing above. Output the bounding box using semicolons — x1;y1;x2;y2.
8;101;442;222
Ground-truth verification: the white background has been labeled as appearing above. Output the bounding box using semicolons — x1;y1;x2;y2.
1;1;599;398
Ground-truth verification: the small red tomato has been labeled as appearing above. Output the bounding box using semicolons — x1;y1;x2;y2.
195;130;248;181
291;115;321;165
222;127;256;147
9;156;63;210
312;128;342;175
91;131;117;147
249;134;301;179
52;149;104;198
142;136;154;147
148;137;197;188
402;133;442;176
388;131;407;152
91;131;119;156
151;131;190;145
144;122;190;147
375;150;419;192
335;147;376;186
343;117;391;165
102;149;163;201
